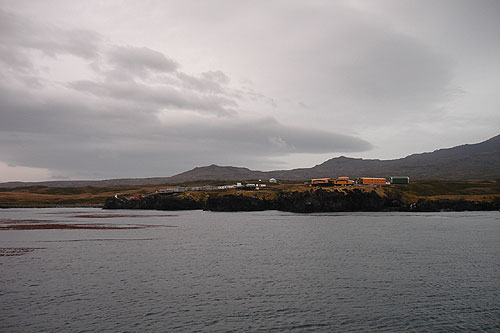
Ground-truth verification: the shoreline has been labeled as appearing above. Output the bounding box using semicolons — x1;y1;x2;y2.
0;205;103;209
103;189;500;213
2;205;499;213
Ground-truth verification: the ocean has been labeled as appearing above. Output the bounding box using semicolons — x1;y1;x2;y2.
1;208;499;332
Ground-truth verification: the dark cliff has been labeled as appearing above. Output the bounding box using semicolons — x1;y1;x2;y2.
205;194;276;211
409;198;500;212
103;189;500;212
276;189;390;213
104;194;202;210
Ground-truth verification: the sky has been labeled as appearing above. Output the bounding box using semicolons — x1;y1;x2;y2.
0;0;499;182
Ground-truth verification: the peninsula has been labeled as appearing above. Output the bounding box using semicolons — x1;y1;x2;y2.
102;181;500;213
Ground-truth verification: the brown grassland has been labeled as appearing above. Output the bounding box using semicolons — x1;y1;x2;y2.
1;180;499;208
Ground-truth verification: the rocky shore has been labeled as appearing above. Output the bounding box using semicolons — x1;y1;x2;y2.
103;189;500;213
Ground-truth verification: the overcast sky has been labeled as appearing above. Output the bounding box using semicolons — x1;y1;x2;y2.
1;0;499;181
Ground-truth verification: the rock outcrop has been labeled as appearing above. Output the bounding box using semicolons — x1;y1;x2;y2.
276;189;389;213
103;189;500;213
408;198;500;212
104;194;202;210
205;194;275;211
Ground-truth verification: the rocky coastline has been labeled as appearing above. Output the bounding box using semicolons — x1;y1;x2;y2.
103;189;500;213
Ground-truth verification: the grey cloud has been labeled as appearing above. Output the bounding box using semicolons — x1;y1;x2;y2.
201;2;455;120
0;44;33;71
68;79;237;116
0;83;102;135
169;118;372;154
62;42;241;116
1;81;371;154
0;80;372;178
0;8;242;124
237;88;277;108
333;34;453;110
0;128;371;179
202;71;230;84
176;71;228;94
377;0;500;56
292;26;454;117
0;4;380;180
107;45;178;75
0;9;102;60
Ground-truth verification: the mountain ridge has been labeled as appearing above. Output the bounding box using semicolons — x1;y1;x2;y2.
1;134;499;188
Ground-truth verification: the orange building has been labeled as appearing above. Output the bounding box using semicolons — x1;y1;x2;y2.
333;177;355;185
311;178;331;185
358;177;387;185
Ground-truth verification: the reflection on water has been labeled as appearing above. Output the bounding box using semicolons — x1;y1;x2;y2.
1;208;499;332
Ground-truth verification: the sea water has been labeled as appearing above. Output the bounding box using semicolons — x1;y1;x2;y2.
1;208;499;332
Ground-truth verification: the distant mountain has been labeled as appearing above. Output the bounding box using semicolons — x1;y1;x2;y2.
167;165;268;183
168;134;500;182
299;134;500;180
1;134;499;188
170;135;500;182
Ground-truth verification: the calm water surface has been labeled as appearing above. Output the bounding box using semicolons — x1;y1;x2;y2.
1;208;499;332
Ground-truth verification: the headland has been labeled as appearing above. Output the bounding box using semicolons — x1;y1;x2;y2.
102;183;500;213
1;180;499;213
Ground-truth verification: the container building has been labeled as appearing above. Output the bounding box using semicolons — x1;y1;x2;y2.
311;178;331;185
332;177;355;186
390;176;410;184
358;177;387;185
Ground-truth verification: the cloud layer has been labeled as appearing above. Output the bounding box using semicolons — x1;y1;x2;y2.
0;7;373;180
1;1;499;181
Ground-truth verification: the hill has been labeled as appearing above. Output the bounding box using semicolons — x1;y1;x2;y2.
167;165;268;183
308;133;500;180
0;177;174;189
167;134;500;182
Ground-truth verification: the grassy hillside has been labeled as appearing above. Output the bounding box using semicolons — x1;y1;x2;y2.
0;185;168;207
380;180;500;205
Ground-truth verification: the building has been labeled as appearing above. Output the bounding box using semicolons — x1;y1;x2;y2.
358;177;387;185
311;178;331;185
